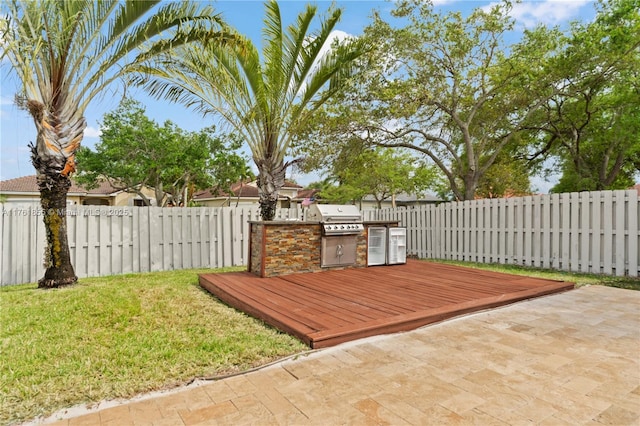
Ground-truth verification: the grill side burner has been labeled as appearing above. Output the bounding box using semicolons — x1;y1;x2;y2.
322;223;365;235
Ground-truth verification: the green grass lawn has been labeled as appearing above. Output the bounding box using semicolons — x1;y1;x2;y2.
0;267;307;424
433;259;640;291
1;262;637;424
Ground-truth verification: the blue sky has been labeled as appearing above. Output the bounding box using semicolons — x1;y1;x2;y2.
0;0;597;191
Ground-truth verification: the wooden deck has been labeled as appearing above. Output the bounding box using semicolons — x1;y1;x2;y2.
199;260;575;348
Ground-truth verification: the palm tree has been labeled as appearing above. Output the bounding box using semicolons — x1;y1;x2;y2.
133;0;365;220
1;0;231;288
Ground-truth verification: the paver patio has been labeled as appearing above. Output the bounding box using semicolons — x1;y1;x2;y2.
42;285;640;425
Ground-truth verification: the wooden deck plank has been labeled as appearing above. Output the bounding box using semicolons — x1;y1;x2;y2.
307;282;574;348
200;273;333;333
294;265;519;308
282;273;429;314
344;268;498;301
199;260;575;348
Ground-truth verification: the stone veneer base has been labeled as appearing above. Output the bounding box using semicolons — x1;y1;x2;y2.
248;221;368;278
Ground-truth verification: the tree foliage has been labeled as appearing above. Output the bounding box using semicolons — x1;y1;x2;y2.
524;0;640;192
296;0;560;201
75;99;251;206
474;154;533;199
297;0;640;199
318;147;438;208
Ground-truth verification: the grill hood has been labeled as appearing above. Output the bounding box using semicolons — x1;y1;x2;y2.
306;204;362;223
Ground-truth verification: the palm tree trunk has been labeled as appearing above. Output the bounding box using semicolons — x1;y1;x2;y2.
256;159;286;221
29;126;78;288
34;170;78;288
27;100;81;288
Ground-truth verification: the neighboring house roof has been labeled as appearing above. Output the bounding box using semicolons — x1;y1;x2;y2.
632;183;640;196
296;188;320;199
394;193;442;203
193;180;306;202
0;175;122;196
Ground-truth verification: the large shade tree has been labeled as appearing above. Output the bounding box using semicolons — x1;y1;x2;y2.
319;147;438;208
524;0;640;192
0;0;229;288
75;98;252;207
133;0;365;220
296;0;561;201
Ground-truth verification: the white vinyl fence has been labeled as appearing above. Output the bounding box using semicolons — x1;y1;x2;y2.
0;205;302;286
364;189;639;277
1;190;638;285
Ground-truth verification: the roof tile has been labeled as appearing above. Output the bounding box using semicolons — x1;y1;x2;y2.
194;179;304;200
0;175;121;195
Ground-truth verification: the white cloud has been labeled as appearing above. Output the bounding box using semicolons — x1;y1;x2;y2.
298;30;354;97
311;29;353;70
497;0;592;27
323;30;351;49
83;126;101;138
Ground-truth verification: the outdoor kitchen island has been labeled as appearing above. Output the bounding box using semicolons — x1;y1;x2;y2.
247;218;399;278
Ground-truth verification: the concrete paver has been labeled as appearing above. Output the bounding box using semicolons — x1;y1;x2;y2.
41;286;640;425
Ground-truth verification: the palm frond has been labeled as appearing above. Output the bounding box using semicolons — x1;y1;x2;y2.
2;0;231;168
289;6;341;103
262;0;284;111
274;3;316;125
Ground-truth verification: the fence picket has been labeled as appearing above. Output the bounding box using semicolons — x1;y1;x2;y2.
628;191;638;277
614;190;626;276
602;191;613;274
490;199;498;264
560;193;570;271
580;193;591;273
232;207;242;266
540;195;550;268
591;193;601;274
0;209;6;284
481;201;487;262
550;194;560;269
138;207;149;272
11;213;21;282
209;208;219;268
515;197;524;265
525;197;532;264
483;199;491;263
446;202;453;260
531;197;539;267
189;208;199;268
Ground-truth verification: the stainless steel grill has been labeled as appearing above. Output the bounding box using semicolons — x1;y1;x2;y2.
306;204;363;235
